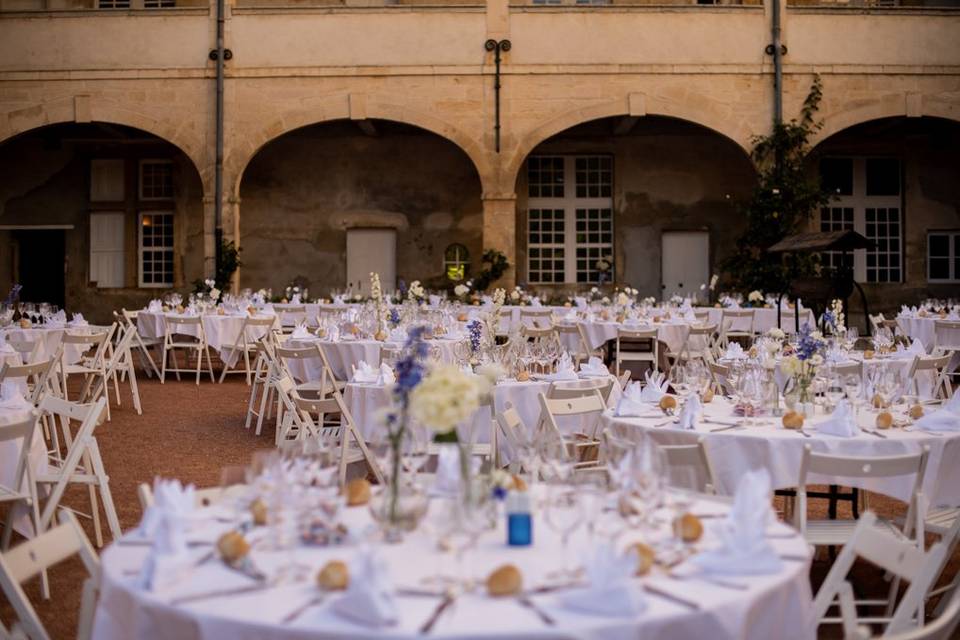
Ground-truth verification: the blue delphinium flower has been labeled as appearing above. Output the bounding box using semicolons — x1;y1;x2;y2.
796;323;823;361
467;320;482;355
388;308;401;328
3;284;21;306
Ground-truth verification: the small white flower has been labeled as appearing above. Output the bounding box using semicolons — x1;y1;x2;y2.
591;287;599;294
510;290;520;301
454;284;469;297
810;354;824;367
601;296;610;304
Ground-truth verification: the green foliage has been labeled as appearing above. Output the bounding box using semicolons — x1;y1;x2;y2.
722;76;831;295
215;239;242;292
472;249;510;292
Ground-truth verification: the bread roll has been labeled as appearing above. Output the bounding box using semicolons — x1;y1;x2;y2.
659;396;677;412
217;531;250;563
876;412;894;429
782;411;804;430
909;404;924;420
702;389;715;403
516;371;530;382
250;498;268;526
673;513;703;542
510;474;528;492
629;542;656;576
317;560;349;591
345;478;371;506
486;564;523;597
863;350;875;360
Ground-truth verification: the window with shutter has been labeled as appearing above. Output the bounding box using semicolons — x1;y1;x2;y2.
89;212;125;288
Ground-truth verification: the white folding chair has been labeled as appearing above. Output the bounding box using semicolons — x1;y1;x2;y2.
536;392;605;470
245;340;282;436
276;305;307;332
161;316;215;384
0;355;60;407
719;309;756;348
5;339;38;364
495;402;530;474
0;510;99;640
92;322;142;415
519;308;553;330
548;376;615;408
708;362;732;395
554;323;600;365
219;316;278;384
811;511;951;639
120;309;162;379
878;586;960;640
932;320;960;367
679;323;718;367
795;444;929;549
906;354;953;401
35;397;120;548
137;481;235;513
0;414;43;554
615;327;658;378
59;328;113;420
660;438;718;494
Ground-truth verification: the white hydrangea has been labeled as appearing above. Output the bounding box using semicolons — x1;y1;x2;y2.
454;284;470;297
748;290;764;303
409;365;481;434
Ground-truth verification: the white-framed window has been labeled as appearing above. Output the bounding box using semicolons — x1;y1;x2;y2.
89;212;125;288
443;243;470;281
139;160;174;201
527;154;614;284
98;0;131;7
928;231;960;283
818;157;902;283
138;211;174;287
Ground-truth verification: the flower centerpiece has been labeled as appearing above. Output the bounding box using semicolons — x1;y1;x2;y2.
595;256;613;285
746;290;764;307
453;281;471;301
821;298;846;337
370;272;388;341
407;280;426;305
780;323;825;416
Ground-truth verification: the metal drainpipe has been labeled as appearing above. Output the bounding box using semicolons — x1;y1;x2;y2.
772;0;783;125
213;0;226;279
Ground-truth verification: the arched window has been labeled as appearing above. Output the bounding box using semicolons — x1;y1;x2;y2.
444;243;470;281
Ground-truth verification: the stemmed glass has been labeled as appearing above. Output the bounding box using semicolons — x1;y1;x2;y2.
544;484;583;579
825;374;845;412
844;374;863;424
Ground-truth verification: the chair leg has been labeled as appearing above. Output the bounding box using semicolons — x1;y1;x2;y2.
127;361;143;415
88;439;122;542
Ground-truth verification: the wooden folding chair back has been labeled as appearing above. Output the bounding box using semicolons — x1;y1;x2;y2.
0;510;99;640
660;439;717;494
548;377;613;407
907;354;953;400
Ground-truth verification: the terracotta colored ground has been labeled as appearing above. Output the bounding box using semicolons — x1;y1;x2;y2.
0;376;956;639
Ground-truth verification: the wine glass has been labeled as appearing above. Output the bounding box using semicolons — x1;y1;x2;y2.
844;374;863;423
825;375;845;412
544;485;583;579
539;437;574;485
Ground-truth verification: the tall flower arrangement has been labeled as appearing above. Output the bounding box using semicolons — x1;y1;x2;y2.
821;298;845;336
370;272;387;340
781;323;825;405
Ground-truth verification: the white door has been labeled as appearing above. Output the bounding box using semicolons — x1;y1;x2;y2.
661;231;710;299
346;228;396;295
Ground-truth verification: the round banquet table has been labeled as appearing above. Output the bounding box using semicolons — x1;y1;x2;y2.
565;319;704;354
92;489;814;640
137;311;276;366
1;324;91;365
285;337;459;383
602;396;960;507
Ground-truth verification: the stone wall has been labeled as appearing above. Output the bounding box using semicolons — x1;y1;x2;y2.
237;120;483;293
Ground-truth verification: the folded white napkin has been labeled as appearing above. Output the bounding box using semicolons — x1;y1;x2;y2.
290;293;302;304
579;356;607;377
896;339;926;356
388;327;407;342
914;391;960;432
334;549;398;628
639;370;669;402
545;353;578;381
530;297;542;308
333;295;345;305
68;313;88;327
574;297;588;310
691;468;783;576
428;295;442;307
614;381;649;417
0;381;31;410
816;399;858;437
677;394;701;429
147;300;163;313
290;324;311;340
136;479;196;591
352;361;379;384
723;343;746;360
559;544;646;616
377;363;395;385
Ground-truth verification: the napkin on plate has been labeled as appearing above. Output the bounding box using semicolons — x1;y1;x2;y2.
574;297;588;310
290;293;302;304
639;370;669;402
914;391;960;432
723;342;746;360
579;356;608;377
815;399;858;437
290;324;311;340
545;353;578;381
896;339;926;356
147;300;164;313
0;381;31;410
614;382;648;417
676;394;701;430
352;361;380;384
68;313;88;327
559;543;646;616
135;479;196;591
530;297;542;308
333;549;398;628
691;468;783;576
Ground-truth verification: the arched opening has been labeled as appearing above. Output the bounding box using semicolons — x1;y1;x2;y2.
513;116;756;297
237;119;483;296
809;116;960;312
0;122;205;322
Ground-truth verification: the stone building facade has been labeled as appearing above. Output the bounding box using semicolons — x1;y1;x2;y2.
0;0;958;322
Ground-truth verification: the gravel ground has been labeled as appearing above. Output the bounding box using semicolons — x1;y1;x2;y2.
0;376;956;639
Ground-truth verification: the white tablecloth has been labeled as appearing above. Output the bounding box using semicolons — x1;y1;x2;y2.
1;325;89;365
0;406;45;536
137;312;276;365
603;396;960;507
92;491;813;640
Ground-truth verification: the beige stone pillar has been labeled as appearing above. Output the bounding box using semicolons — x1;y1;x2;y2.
482;194;517;289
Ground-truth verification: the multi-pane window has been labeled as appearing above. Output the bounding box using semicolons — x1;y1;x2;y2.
527;155;614;284
139;160;174;200
928;232;960;282
143;0;176;6
818;157;902;283
443;244;470;281
98;0;131;8
139;212;174;287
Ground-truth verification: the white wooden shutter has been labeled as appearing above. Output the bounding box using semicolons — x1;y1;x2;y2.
90;212;125;288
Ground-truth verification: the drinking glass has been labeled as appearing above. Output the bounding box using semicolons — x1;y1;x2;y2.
825;375;845;411
844;374;863;423
544;485;583;578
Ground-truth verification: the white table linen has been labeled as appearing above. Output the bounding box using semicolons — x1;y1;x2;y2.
92;491;813;640
603;396;960;507
0;406;46;536
137;312;276;366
